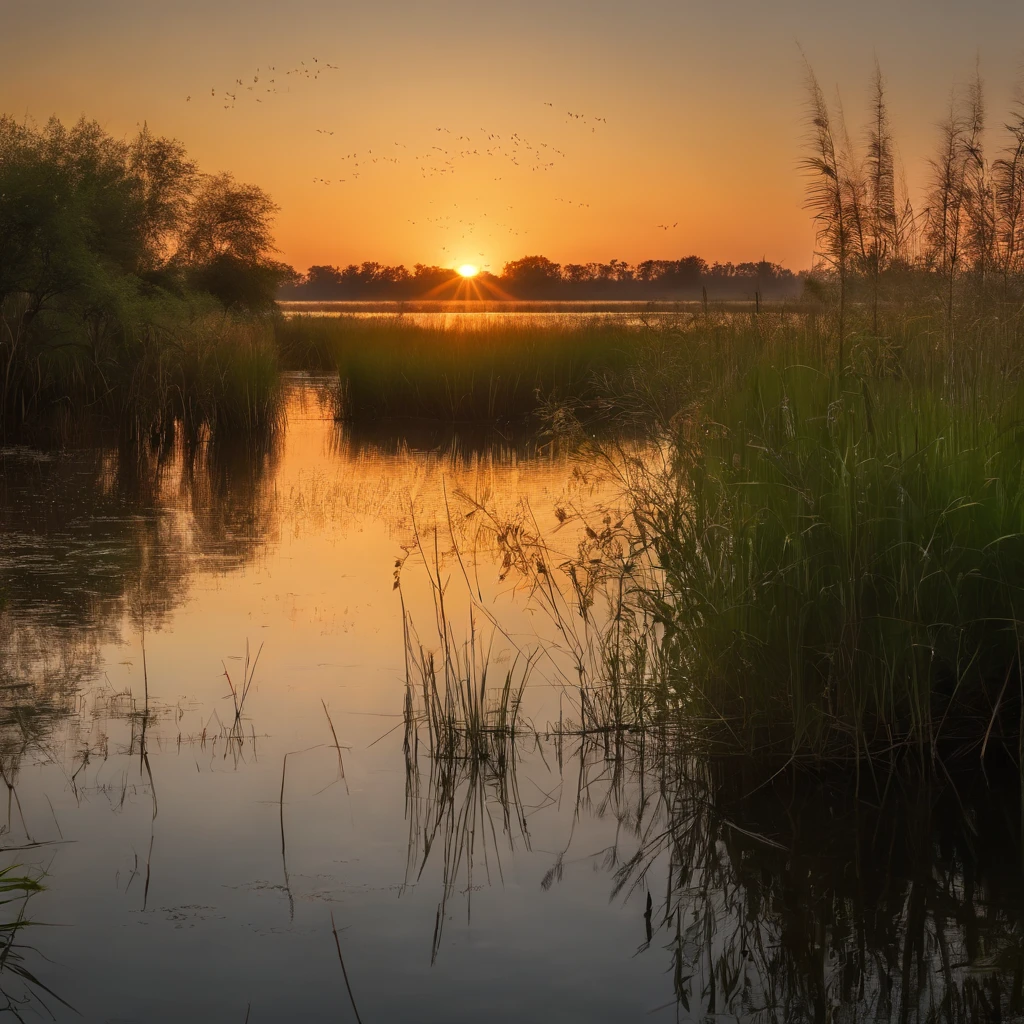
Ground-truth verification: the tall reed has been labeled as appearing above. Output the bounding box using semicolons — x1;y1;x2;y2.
601;307;1024;760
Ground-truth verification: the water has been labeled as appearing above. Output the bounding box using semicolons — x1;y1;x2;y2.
279;301;692;330
278;300;710;314
1;376;1022;1022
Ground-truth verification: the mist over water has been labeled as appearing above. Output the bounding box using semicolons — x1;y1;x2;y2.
0;376;1021;1022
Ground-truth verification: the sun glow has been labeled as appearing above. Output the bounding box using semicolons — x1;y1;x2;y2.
457;264;479;278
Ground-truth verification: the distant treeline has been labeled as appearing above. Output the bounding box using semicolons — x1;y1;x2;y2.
280;255;806;301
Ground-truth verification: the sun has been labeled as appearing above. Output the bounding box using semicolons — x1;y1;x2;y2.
457;264;479;278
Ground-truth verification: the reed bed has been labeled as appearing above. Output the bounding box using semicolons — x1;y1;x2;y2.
277;313;652;422
394;303;1024;766
399;526;534;764
564;305;1024;765
2;300;283;444
391;308;1024;1000
396;551;1024;1016
144;315;283;440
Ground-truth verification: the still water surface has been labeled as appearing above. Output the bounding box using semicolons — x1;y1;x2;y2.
0;376;1021;1022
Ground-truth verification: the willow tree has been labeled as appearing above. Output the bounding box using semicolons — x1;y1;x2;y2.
128;125;199;276
176;172;283;311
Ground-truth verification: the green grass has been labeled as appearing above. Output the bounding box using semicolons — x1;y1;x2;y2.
276;313;654;422
172;316;282;438
0;864;70;1016
280;303;1024;764
611;307;1024;759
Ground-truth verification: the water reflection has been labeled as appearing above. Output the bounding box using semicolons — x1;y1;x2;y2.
0;377;1021;1021
598;745;1024;1023
0;435;278;632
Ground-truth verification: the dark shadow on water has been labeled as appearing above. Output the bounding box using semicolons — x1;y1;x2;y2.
0;425;281;632
397;559;1024;1020
580;738;1024;1023
0;422;282;797
403;726;1024;1021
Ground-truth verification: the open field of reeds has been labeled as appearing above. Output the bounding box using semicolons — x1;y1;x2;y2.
276;312;662;422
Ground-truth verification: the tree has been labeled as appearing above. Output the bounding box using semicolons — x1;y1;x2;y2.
563;263;594;283
305;265;345;297
501;255;562;296
0;116;146;321
177;172;284;310
128;125;198;274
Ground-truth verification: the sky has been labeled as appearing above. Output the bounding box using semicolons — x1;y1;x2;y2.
3;0;1024;275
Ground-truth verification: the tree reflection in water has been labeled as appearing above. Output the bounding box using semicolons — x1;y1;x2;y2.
0;428;281;1013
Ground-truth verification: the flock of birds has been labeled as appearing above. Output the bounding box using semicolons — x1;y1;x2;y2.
186;59;681;249
407;205;526;242
187;59;341;110
302;125;578;186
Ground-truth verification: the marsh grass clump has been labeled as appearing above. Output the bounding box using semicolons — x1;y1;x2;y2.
278;314;650;423
614;311;1024;761
401;565;533;765
399;542;535;961
173;316;283;439
12;305;284;444
379;302;1024;766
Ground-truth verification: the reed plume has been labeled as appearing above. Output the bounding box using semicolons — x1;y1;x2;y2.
801;59;853;368
993;74;1024;294
864;60;897;332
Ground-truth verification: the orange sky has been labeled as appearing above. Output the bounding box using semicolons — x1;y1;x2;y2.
4;0;1024;275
